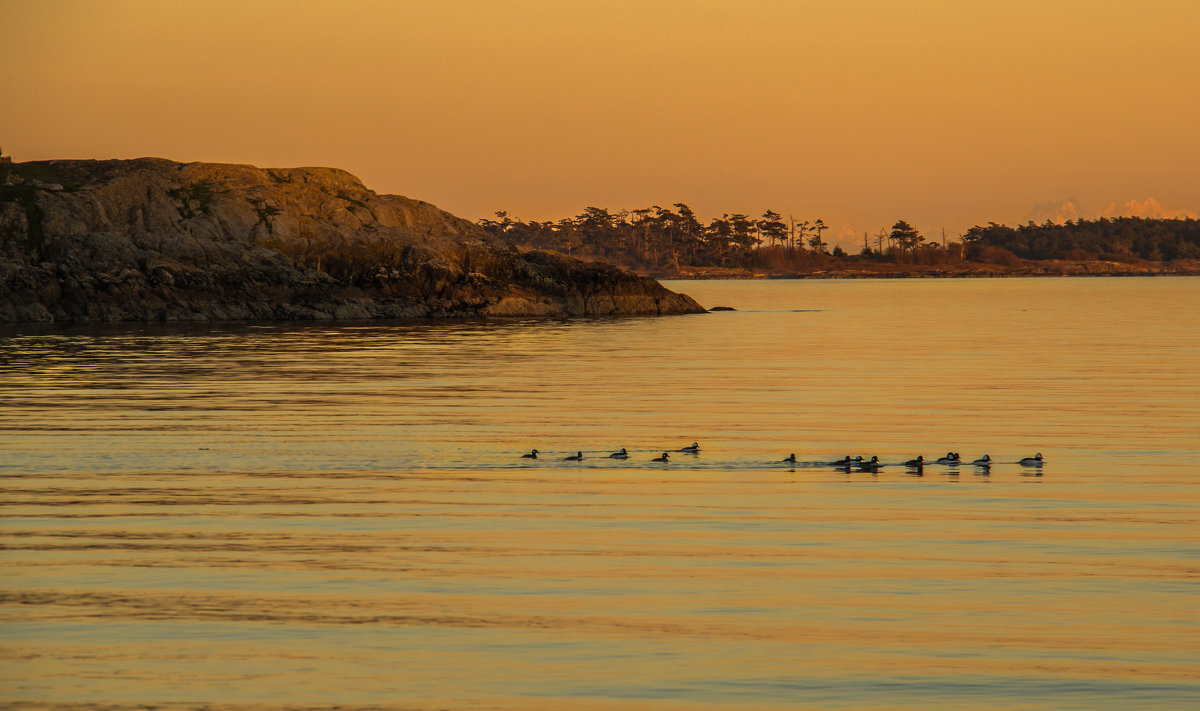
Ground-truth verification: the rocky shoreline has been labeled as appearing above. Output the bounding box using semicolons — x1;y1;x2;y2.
0;158;705;323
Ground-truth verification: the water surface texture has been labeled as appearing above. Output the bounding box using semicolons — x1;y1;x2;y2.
3;278;1199;709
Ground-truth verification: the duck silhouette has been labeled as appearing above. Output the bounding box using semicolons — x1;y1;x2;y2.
859;456;883;472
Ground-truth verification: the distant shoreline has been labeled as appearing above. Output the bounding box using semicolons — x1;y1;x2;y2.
638;260;1200;280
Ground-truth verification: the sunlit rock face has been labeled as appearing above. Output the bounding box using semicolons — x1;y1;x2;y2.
0;159;704;322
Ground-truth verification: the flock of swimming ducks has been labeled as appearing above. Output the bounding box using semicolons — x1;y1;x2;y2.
523;442;701;463
522;444;1044;469
783;451;1044;471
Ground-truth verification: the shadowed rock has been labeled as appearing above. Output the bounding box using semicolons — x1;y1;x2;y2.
0;158;705;322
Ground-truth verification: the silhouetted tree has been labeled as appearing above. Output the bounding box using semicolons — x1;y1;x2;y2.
728;213;759;252
795;220;811;252
812;218;828;246
890;220;924;254
759;210;788;250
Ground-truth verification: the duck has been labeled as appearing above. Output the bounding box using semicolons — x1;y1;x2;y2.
564;451;584;461
905;455;925;468
830;455;853;466
652;452;670;462
679;441;701;453
971;455;992;466
609;448;629;459
935;452;959;464
520;449;539;459
1019;453;1044;466
859;456;883;471
783;453;797;464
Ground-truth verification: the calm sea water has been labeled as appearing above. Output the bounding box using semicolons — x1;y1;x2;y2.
2;278;1199;710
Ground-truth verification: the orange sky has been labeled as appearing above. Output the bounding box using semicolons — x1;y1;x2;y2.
4;0;1198;246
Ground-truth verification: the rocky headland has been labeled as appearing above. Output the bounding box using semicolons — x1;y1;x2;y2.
0;158;704;322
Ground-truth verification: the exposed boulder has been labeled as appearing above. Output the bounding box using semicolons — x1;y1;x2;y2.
0;158;704;322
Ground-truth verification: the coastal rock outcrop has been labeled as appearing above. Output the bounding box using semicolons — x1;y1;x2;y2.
0;158;704;322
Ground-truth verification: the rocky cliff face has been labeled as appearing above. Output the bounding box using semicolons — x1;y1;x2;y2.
0;158;704;322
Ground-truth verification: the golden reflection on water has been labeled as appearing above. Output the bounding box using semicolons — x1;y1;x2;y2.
2;278;1200;709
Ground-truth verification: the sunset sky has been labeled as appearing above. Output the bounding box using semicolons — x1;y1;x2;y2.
4;0;1198;246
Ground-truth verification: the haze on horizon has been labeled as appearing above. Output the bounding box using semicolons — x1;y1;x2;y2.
4;0;1198;249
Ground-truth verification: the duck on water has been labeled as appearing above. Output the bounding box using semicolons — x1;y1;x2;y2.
859;456;883;472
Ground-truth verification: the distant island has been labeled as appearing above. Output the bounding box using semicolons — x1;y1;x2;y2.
0;157;703;322
479;206;1200;279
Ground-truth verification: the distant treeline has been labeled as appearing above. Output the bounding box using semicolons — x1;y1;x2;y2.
963;218;1200;262
479;207;1200;269
479;205;838;270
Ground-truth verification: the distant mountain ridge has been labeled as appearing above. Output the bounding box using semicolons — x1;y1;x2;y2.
1099;197;1197;220
1025;197;1196;225
1024;198;1087;225
0;158;704;322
